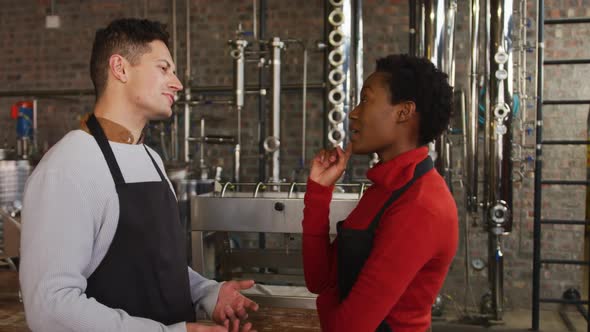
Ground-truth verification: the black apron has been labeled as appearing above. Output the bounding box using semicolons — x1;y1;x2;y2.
336;157;433;332
85;114;195;325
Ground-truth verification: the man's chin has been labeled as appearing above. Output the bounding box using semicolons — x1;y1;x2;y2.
149;109;173;121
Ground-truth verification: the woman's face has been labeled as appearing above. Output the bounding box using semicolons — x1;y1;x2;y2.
348;71;408;160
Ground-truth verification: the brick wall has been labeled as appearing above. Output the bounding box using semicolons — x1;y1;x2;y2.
1;0;588;312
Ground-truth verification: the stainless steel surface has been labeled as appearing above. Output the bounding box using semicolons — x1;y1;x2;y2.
421;0;456;189
190;185;359;309
483;0;514;321
191;191;358;234
486;0;514;234
0;161;31;208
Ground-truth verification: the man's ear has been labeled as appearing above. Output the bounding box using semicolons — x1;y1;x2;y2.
109;54;128;83
396;101;416;123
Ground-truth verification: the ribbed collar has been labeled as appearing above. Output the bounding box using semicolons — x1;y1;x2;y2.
366;146;430;192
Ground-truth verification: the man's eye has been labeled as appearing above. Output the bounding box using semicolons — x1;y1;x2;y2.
160;66;167;72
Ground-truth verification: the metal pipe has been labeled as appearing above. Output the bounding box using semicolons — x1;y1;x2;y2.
258;0;267;182
302;48;308;167
171;0;178;161
409;0;417;55
32;99;37;154
183;0;192;163
467;0;480;213
487;0;515;321
253;0;257;40
232;38;247;182
200;117;206;179
422;0;454;189
268;37;284;184
532;0;544;328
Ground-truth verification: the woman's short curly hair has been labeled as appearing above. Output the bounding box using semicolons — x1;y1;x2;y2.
375;54;453;146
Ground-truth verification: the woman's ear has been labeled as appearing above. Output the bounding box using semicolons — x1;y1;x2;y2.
397;101;416;123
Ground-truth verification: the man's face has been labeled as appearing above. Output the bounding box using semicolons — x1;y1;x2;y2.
348;71;405;158
125;40;183;121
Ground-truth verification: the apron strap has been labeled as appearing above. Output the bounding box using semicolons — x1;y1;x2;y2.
143;145;167;182
367;156;434;233
86;114;126;186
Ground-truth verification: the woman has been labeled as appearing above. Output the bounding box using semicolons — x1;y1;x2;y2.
302;54;458;332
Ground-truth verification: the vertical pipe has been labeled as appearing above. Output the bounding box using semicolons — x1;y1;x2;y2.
468;0;480;213
253;0;257;40
532;0;544;329
301;48;308;167
32;99;37;153
488;0;514;320
234;40;247;182
409;0;417;55
270;37;283;184
258;0;267;182
183;0;191;163
200;117;206;178
171;0;178;161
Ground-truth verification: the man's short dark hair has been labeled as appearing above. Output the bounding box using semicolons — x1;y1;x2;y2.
90;18;170;99
376;54;453;146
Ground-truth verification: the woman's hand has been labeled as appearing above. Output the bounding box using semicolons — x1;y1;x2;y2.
309;144;352;187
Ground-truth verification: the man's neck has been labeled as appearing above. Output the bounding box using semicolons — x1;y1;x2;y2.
94;97;146;144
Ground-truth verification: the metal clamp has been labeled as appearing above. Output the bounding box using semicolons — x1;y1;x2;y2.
288;182;298;198
489;201;510;225
221;182;233;197
253;182;266;197
263;136;281;152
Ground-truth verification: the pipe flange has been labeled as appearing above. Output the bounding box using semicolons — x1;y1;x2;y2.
494;103;510;120
328;107;346;125
489;201;510;225
495;68;508;80
328;127;345;145
328;8;344;26
494;49;508;65
263;136;281;153
328;87;345;105
329;29;345;47
328;49;345;66
328;68;345;86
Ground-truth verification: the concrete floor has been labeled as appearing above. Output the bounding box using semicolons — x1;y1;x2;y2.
0;269;587;332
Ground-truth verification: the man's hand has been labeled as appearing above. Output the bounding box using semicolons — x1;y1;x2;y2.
309;145;353;187
185;322;227;332
212;280;259;330
186;321;255;332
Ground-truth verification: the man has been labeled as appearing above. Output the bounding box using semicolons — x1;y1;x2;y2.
303;54;458;331
20;18;257;332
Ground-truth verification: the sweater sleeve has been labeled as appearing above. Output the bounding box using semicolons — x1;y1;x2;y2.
19;170;187;332
187;267;220;318
315;205;438;332
302;178;338;294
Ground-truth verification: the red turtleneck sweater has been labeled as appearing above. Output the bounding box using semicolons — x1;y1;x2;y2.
302;147;458;332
